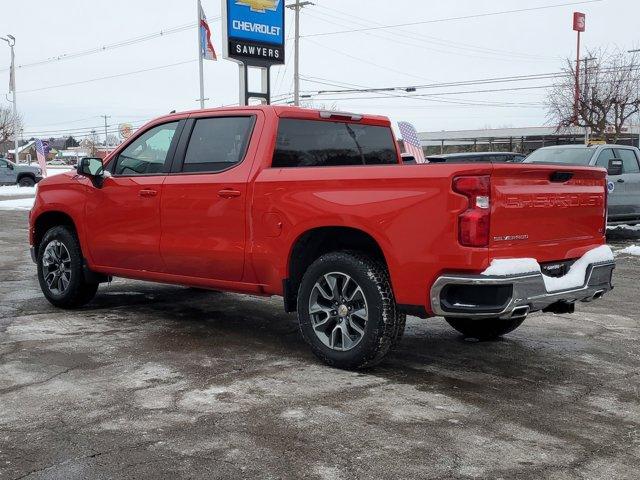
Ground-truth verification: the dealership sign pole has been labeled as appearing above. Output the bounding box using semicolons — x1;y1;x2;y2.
222;0;285;105
573;12;585;124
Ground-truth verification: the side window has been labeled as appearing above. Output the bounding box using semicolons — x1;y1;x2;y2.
595;148;616;170
272;119;397;168
182;116;255;173
616;149;640;174
0;159;7;168
114;122;179;176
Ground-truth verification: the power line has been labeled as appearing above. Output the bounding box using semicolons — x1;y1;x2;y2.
307;8;556;63
301;0;604;38
314;4;556;62
17;60;196;94
304;38;437;82
0;21;216;73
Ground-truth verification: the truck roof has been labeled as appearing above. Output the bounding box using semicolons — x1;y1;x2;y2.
150;105;391;127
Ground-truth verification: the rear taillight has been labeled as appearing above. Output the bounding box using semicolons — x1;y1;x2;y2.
453;175;491;247
603;180;609;235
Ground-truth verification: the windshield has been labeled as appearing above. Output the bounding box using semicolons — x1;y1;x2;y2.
524;147;594;166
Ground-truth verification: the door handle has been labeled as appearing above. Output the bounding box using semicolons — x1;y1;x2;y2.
139;189;158;197
617;179;625;183
218;188;241;198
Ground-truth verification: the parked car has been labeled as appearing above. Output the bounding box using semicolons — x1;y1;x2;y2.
0;157;43;186
524;144;640;225
29;106;614;369
426;152;526;163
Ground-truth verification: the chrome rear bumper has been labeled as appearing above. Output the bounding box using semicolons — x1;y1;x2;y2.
430;261;614;319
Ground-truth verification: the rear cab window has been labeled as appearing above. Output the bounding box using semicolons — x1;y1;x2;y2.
272;118;398;168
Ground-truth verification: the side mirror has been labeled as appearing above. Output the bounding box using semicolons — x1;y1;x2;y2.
77;157;107;187
607;158;623;176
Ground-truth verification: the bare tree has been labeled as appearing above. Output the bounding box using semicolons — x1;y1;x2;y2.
547;48;640;142
0;106;23;144
80;131;101;156
105;134;120;147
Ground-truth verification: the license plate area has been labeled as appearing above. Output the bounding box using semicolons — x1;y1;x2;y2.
540;259;576;278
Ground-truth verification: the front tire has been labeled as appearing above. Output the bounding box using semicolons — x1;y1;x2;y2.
37;226;98;308
18;176;35;187
297;251;402;370
445;316;525;340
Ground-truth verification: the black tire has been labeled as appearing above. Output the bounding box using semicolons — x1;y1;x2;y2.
445;316;525;341
297;251;401;370
393;313;407;347
37;226;99;308
18;176;35;187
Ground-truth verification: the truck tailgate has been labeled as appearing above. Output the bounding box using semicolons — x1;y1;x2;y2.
489;165;607;262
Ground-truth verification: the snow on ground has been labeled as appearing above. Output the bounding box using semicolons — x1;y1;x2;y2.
616;245;640;256
0;185;36;197
0;197;35;210
608;224;640;231
481;245;614;293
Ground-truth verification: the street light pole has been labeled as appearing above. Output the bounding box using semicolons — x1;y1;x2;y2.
1;35;18;163
287;0;313;106
101;115;110;146
629;49;640;149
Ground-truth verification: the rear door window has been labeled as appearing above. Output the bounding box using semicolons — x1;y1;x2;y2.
272;119;397;168
182;116;255;173
615;149;640;174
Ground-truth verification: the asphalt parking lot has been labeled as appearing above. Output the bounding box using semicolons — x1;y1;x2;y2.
1;208;639;480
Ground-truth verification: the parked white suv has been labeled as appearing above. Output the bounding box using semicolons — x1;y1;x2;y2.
0;157;43;187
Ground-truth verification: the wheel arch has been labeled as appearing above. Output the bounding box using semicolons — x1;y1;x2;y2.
283;226;390;312
32;210;79;253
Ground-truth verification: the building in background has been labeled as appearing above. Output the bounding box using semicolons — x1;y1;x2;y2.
419;125;640;155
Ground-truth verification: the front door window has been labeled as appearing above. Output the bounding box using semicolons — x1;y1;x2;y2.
114;122;179;176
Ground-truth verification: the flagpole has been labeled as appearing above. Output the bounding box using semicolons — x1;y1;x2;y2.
197;0;205;109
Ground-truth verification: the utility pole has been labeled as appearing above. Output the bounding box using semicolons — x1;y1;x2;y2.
572;12;586;124
287;0;313;106
101;115;110;146
629;49;640;149
581;56;596;144
1;35;18;163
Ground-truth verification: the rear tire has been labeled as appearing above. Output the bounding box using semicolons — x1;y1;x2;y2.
18;176;35;187
445;316;525;340
297;251;401;369
37;226;99;308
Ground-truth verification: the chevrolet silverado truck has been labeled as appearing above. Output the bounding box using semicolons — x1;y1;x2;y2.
29;106;615;369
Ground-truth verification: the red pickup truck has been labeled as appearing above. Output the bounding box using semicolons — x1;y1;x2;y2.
29;106;615;369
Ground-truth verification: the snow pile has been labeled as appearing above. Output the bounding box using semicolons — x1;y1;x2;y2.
481;258;540;276
617;245;640;256
0;197;35;210
0;185;36;197
482;245;614;293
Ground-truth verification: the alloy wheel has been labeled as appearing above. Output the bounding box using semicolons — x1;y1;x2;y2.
42;240;72;295
308;272;368;351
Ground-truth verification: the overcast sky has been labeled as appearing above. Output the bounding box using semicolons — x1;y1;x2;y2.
1;0;638;140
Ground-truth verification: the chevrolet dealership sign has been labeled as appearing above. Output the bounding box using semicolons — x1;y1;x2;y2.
222;0;285;64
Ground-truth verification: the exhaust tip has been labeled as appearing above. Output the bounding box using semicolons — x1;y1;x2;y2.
510;305;530;319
